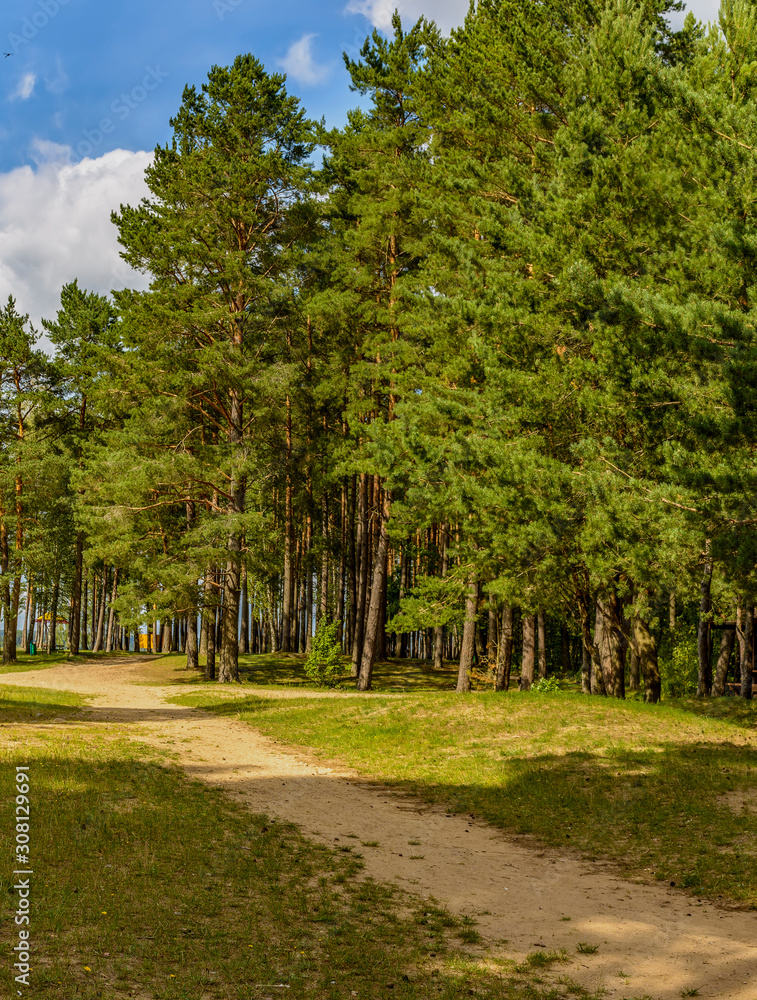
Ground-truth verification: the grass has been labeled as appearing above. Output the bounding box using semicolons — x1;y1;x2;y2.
0;683;88;720
0;649;156;675
167;658;757;908
131;650;465;692
0;690;604;999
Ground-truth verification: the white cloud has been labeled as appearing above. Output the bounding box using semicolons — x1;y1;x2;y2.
43;58;68;96
345;0;469;34
278;34;331;86
0;146;153;349
10;72;36;101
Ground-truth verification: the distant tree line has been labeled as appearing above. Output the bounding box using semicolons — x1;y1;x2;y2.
4;0;757;702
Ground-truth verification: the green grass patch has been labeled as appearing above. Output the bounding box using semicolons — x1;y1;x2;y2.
0;684;87;722
170;687;757;908
0;651;103;675
0;723;602;1000
150;651;463;692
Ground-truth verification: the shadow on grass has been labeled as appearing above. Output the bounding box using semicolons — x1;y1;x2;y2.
236;652;460;692
0;744;601;1000
0;685;87;722
174;690;757;907
665;694;757;732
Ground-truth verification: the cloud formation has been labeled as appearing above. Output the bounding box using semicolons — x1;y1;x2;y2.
10;72;36;101
0;145;152;348
278;34;331;86
345;0;469;34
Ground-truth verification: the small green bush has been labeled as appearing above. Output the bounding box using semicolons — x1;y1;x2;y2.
532;675;561;693
661;624;698;698
304;619;345;688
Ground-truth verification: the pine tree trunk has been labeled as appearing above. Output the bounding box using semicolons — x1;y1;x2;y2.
739;606;753;700
351;475;369;675
202;569;216;680
93;567;107;652
47;571;60;654
581;643;592;694
347;475;357;654
91;571;98;648
105;568;119;652
697;546;713;697
433;524;448;670
487;594;497;668
520;614;535;690
186;610;199;671
494;606;514;691
81;572;88;650
591;601;608;696
712;626;735;697
560;625;572;674
70;531;84;656
457;568;478;694
598;592;625;699
632;614;661;703
239;565;249;654
21;580;32;654
357;491;391;692
304;546;313;655
537;611;547;680
399;548;409;658
628;647;640;691
218;387;244;682
319;493;329;626
337;481;347;650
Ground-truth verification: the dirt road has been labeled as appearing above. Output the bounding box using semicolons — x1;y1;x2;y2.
3;656;757;1000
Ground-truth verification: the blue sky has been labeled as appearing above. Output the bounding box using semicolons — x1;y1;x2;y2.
0;0;720;343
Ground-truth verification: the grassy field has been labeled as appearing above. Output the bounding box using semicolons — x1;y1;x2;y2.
0;682;601;1000
166;653;757;910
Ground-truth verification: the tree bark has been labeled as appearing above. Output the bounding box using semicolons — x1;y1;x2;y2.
697;545;713;698
457;567;478;693
560;624;572;675
591;601;608;696
21;579;32;654
581;642;592;694
357;490;391;692
105;568;119;653
186;610;199;671
597;593;625;699
92;567;107;652
433;523;448;670
351;474;369;675
712;626;735;697
494;605;514;691
47;571;60;654
631;615;661;704
239;564;249;655
202;568;216;680
739;606;754;700
520;614;535;690
80;571;88;650
537;611;547;680
69;531;84;656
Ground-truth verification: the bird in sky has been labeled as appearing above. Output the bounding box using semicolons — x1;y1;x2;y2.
3;53;12;58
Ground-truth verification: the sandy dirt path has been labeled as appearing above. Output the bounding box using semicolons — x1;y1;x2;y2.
2;656;757;1000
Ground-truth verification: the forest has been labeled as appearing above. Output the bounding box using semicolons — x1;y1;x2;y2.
2;0;757;703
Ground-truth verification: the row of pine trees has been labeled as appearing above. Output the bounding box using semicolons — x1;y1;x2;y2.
3;0;757;700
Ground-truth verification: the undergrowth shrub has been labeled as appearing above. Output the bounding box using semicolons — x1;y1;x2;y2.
661;623;698;698
532;676;562;693
304;619;344;688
